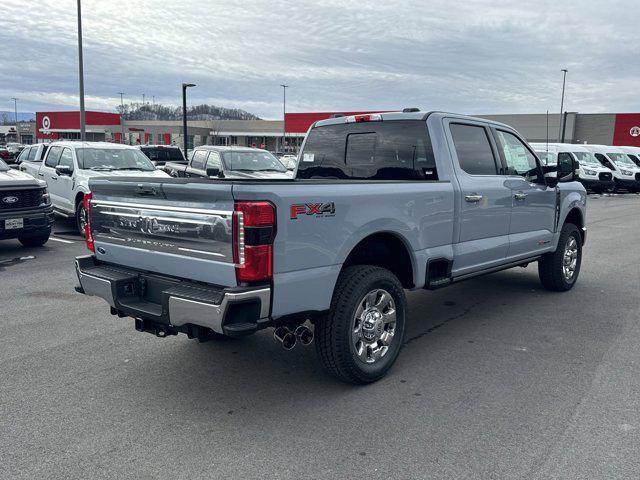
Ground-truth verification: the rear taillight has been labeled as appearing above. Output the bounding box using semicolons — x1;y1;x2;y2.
84;192;94;252
233;201;275;283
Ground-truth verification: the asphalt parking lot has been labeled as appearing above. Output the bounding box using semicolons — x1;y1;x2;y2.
1;194;639;479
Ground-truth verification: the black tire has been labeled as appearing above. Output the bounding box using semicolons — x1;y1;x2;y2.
76;199;86;237
315;265;407;384
18;229;51;247
538;223;582;291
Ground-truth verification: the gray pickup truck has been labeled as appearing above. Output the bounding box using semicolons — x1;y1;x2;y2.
74;111;587;384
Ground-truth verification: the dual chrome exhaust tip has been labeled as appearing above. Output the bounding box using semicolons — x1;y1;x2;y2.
273;325;314;350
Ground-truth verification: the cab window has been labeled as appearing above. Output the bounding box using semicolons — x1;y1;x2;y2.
495;130;542;182
27;147;38;161
45;146;63;168
58;148;74;170
190;150;208;170
18;147;31;162
206;151;222;170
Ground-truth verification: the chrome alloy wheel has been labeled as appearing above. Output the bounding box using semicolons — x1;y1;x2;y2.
78;204;87;233
352;289;397;364
562;235;579;281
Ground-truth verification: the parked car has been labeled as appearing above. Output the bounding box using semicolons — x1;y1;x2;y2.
75;111;586;384
163;146;292;179
582;145;640;192
27;141;170;234
137;144;186;167
17;143;50;169
0;158;54;247
530;143;614;193
279;154;298;170
5;143;25;163
0;147;10;162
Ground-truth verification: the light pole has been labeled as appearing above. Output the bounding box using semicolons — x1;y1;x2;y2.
11;97;19;143
182;83;196;159
280;84;288;153
558;69;568;141
118;92;125;143
77;0;86;141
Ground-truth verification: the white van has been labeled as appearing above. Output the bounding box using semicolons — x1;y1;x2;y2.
530;143;615;193
581;145;640;192
619;146;640;168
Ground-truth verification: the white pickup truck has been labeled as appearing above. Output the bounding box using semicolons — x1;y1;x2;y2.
21;142;169;233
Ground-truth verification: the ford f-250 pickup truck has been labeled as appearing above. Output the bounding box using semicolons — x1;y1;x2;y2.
74;111;586;384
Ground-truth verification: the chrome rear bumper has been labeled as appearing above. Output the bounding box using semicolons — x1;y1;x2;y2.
75;255;270;335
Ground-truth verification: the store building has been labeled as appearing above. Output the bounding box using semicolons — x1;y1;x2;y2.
284;111;640;147
33;109;640;151
34;111;301;152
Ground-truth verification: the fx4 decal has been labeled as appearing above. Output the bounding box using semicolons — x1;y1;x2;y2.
290;202;336;219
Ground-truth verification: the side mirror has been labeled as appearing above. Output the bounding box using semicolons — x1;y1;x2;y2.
557;154;578;183
55;165;73;176
206;167;222;178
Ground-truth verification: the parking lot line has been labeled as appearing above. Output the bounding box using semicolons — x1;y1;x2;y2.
49;236;76;244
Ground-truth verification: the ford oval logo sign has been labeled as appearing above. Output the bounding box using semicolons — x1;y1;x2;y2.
2;196;18;204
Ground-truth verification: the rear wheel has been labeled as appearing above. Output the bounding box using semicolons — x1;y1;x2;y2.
76;199;87;237
538;223;582;291
315;265;407;384
18;229;51;247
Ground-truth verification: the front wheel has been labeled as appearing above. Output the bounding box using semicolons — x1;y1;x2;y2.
315;265;407;384
18;229;51;247
538;223;582;291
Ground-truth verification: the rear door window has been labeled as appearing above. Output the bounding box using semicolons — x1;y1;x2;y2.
450;123;498;175
298;120;436;180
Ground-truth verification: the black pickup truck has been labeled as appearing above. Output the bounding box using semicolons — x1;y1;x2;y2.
0;158;54;247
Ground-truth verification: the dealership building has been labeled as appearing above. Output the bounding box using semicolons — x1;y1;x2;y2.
32;110;640;151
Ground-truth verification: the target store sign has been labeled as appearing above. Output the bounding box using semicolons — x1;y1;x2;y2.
613;113;640;146
35;111;120;140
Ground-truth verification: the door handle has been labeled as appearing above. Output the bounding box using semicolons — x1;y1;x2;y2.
514;192;527;200
37;172;44;176
51;176;58;180
464;194;483;203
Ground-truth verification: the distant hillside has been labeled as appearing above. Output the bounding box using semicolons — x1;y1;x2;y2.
118;103;260;121
0;111;35;124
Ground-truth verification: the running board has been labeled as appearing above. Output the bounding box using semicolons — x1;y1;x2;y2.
452;256;541;283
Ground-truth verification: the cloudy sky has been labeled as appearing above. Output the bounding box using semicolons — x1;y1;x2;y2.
0;0;636;118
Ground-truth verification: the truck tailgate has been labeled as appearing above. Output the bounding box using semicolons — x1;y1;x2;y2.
88;177;236;286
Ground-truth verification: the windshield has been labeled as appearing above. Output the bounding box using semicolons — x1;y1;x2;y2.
222;151;286;172
0;159;8;171
572;151;602;166
606;152;636;167
534;151;556;165
76;148;156;171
